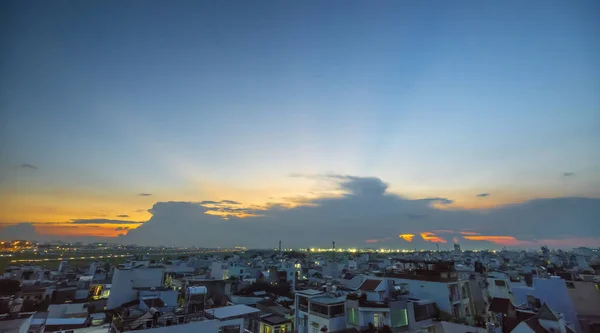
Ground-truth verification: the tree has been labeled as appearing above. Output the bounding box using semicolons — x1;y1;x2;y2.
0;279;21;296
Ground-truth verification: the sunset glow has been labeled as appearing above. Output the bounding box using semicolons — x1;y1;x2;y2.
399;234;415;242
420;232;448;243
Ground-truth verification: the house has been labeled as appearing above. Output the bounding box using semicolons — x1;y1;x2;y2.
510;276;580;333
294;289;346;333
566;280;600;333
259;314;293;333
511;304;575;333
374;260;475;320
106;265;165;310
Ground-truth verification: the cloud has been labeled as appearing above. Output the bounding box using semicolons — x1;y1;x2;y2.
453;237;460;244
462;235;527;246
420;232;447;243
476;193;490;197
117;214;130;218
112;175;600;249
135;209;148;213
137;193;152;196
563;172;575;177
0;223;113;242
0;223;37;240
399;234;415;242
221;200;240;205
21;164;38;170
114;227;130;231
70;219;143;225
199;201;220;205
421;197;454;205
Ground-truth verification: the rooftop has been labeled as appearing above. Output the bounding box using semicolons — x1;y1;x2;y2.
261;314;291;325
360;279;383;291
296;289;323;296
310;295;347;305
209;304;261;319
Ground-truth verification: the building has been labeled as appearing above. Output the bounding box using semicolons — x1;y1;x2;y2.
510;277;580;333
294;289;346;333
566;281;600;333
211;261;230;280
106;265;165;310
259;314;292;333
374;260;474;320
511;303;575;333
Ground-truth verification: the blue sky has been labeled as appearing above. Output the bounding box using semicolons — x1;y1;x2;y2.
1;0;599;240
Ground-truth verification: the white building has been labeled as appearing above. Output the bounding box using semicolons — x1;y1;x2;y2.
294;290;346;333
510;277;580;333
511;303;572;333
106;265;165;309
210;261;230;280
375;274;474;320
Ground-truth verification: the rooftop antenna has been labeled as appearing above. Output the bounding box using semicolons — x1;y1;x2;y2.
436;243;440;252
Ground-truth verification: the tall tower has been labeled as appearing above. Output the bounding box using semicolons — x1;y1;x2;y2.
454;243;461;253
278;240;282;262
332;241;336;261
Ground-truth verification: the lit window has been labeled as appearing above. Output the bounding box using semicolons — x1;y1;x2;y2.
347;308;359;326
391;309;408;327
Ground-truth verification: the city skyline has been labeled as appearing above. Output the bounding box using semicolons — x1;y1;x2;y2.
1;1;599;248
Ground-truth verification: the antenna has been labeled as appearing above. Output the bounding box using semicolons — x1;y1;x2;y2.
278;240;282;261
436;243;440;252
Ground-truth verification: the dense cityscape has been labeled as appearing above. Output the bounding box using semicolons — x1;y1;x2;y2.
0;240;598;333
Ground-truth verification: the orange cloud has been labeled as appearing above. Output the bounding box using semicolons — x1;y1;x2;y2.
399;234;415;242
460;231;481;235
463;235;526;246
420;232;447;243
453;237;459;243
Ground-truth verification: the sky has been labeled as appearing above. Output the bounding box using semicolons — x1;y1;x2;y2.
0;0;599;248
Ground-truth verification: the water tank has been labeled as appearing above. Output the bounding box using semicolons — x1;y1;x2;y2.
186;286;207;295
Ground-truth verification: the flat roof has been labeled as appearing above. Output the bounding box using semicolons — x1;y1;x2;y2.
296;289;323;296
210;304;261;319
46;318;88;325
310;295;347;305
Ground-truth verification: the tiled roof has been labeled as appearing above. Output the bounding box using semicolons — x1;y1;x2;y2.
360;279;383;292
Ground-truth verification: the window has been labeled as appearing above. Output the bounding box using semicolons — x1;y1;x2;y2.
374;313;383;328
347;307;359;326
264;325;272;333
391;309;408;327
414;303;436;321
